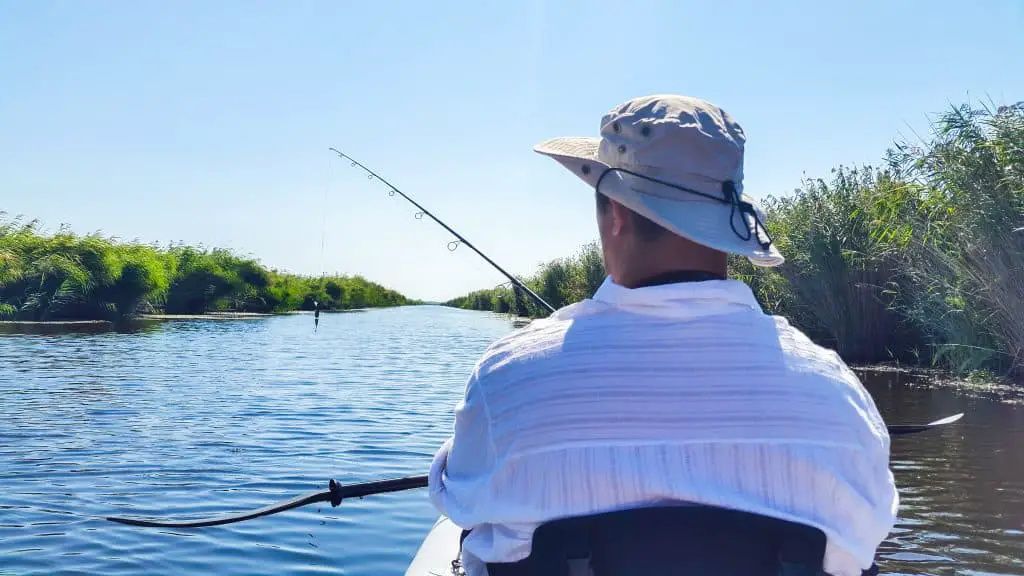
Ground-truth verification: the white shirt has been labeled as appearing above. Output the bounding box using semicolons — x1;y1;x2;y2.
428;277;899;576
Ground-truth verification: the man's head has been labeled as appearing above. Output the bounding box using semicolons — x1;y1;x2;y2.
593;190;728;287
534;94;784;287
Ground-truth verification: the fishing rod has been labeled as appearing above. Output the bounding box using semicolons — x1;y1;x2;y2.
106;412;963;529
328;147;556;315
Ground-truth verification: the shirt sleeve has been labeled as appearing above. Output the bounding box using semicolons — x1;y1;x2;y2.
428;369;497;530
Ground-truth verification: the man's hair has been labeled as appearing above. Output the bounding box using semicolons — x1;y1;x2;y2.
595;192;669;243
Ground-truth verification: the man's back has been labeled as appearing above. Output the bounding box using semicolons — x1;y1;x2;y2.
429;278;898;576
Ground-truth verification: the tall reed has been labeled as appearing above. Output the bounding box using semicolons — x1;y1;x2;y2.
445;100;1024;380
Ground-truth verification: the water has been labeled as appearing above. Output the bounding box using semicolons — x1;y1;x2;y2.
870;375;1024;574
1;307;1022;575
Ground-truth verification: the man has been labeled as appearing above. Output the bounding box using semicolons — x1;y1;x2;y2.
428;95;898;575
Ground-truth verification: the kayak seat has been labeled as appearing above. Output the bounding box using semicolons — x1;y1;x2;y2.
469;505;879;576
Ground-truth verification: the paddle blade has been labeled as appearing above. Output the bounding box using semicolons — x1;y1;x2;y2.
888;412;964;436
927;412;964;427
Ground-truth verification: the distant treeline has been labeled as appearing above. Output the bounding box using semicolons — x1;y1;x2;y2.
445;101;1024;381
0;220;412;321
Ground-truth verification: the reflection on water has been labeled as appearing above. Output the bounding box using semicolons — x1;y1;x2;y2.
0;319;164;336
0;308;1022;575
0;307;513;576
863;369;1024;575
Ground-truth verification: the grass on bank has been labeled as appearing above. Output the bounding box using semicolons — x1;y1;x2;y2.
0;220;412;322
445;100;1024;381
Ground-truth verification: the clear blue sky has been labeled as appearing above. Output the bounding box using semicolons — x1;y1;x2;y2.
2;1;1022;302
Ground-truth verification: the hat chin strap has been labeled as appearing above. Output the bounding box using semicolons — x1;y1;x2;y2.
594;167;774;251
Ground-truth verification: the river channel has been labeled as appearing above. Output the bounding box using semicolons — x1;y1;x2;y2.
1;307;1021;575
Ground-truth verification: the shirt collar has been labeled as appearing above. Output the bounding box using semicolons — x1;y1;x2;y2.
573;275;763;320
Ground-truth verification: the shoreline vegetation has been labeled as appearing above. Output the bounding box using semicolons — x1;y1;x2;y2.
0;221;415;323
445;100;1024;384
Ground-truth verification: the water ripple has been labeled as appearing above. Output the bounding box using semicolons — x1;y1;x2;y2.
1;308;1022;575
0;307;511;575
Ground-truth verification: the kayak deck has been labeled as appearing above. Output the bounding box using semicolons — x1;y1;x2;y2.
405;516;462;576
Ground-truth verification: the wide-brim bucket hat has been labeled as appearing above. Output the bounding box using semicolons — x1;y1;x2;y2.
534;94;784;267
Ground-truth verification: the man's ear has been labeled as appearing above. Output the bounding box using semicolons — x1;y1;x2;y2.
609;199;631;237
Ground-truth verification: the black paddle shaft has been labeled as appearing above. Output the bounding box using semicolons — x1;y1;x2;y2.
106;475;429;529
105;413;962;529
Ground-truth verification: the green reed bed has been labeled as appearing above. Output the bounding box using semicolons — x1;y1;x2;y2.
447;101;1024;381
0;219;411;322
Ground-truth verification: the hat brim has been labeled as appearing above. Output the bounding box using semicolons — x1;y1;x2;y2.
534;137;784;267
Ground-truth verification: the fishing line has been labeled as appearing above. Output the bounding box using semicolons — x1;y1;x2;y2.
328;148;555;314
321;154;331;278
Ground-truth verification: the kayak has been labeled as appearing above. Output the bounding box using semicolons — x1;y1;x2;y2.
405;516;462;576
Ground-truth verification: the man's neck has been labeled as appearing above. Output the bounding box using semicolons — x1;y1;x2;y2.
631;269;727;288
612;238;729;289
615;257;728;288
